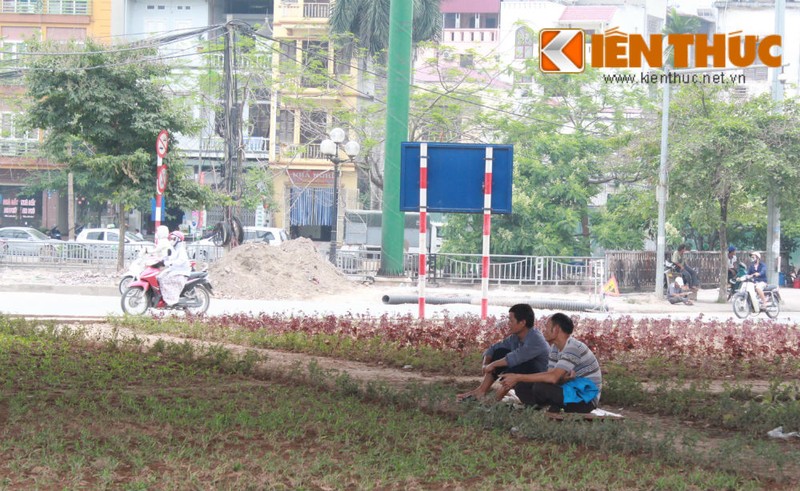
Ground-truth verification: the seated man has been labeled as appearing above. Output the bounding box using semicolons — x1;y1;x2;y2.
456;304;549;402
671;243;699;291
727;246;738;283
668;276;693;305
500;313;602;414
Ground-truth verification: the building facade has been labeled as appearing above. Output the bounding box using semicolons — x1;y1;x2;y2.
0;0;112;229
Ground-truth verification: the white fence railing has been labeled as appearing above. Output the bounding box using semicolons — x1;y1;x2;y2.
1;242;604;287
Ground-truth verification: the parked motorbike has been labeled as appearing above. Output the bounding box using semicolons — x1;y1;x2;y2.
48;226;62;240
120;259;212;315
731;272;781;319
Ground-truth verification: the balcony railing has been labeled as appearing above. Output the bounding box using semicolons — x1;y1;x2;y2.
303;2;330;18
442;29;499;44
179;136;270;156
0;139;38;156
276;143;323;161
0;0;90;15
279;1;330;20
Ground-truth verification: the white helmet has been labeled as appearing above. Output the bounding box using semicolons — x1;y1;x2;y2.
675;276;684;286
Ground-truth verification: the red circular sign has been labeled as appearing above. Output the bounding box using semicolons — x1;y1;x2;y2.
156;166;168;195
156;130;169;158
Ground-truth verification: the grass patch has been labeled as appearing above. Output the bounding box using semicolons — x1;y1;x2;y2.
0;317;785;489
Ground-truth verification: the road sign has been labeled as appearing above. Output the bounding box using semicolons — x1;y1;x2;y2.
156;166;168;195
400;142;513;213
156;130;169;159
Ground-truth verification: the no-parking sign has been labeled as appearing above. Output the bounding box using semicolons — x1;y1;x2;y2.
156;130;169;159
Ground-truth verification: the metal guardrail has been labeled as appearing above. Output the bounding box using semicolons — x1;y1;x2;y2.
0;241;153;268
2;242;605;286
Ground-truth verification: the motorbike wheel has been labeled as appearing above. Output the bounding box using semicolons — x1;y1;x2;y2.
764;295;781;319
183;285;210;315
121;287;150;315
732;293;750;319
118;275;134;295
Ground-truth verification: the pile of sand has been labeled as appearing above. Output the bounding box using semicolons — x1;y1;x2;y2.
208;238;359;300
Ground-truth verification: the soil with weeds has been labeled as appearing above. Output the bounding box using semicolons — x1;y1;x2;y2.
72;322;800;487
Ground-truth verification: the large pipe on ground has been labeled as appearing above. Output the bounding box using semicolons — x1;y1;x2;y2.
382;295;472;305
381;295;606;312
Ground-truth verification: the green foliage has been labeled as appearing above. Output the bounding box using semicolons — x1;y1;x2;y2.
329;0;441;62
22;39;212;215
444;65;650;255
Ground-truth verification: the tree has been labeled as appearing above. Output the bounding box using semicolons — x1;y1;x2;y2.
443;64;651;255
329;0;441;64
329;0;442;207
667;84;800;301
23;39;213;269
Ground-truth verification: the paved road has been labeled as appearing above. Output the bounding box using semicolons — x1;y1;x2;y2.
2;285;800;322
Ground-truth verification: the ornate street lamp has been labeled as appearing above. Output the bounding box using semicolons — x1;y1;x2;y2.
320;128;360;264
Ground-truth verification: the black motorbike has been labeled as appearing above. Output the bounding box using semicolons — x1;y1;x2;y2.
48;226;62;240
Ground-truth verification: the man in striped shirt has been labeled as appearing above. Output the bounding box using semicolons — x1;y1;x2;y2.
500;312;602;413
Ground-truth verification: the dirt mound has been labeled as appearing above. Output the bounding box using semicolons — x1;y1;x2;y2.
208;238;359;300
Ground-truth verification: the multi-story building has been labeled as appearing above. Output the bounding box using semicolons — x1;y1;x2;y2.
0;0;111;229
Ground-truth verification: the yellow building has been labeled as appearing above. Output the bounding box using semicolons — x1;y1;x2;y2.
269;0;360;244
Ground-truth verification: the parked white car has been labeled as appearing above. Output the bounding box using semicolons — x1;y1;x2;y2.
190;226;287;260
75;228;155;260
242;226;289;246
0;226;72;259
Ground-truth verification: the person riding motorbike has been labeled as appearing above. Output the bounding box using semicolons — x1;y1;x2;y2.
746;251;768;308
157;231;192;306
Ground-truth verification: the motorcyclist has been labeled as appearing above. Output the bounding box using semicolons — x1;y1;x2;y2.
746;251;768;307
157;231;192;306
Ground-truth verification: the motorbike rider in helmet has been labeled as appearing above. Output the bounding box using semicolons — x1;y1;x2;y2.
746;251;768;308
157;230;192;306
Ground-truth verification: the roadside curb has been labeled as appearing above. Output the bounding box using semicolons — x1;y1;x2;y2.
0;284;119;296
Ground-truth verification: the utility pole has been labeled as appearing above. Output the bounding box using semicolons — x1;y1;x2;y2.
223;22;237;197
380;0;413;276
654;67;671;298
67;172;75;241
766;0;785;285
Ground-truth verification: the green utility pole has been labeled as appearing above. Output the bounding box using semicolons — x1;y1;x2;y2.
380;0;412;276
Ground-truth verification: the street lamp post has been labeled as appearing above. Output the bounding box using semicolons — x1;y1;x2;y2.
321;128;360;264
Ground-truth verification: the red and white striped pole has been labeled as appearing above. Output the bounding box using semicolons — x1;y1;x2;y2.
418;143;428;318
155;130;169;228
481;147;493;319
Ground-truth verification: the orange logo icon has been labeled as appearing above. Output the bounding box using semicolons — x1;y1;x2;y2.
540;29;585;73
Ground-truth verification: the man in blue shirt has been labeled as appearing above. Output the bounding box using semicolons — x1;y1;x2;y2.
457;304;549;402
747;251;768;307
500;312;602;413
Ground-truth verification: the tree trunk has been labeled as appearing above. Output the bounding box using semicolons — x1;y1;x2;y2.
117;203;126;272
717;195;729;303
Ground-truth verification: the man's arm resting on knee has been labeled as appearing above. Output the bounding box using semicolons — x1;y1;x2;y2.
483;357;508;374
500;367;567;388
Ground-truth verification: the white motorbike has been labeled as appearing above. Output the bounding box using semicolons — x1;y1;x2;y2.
118;250;150;294
731;273;781;319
